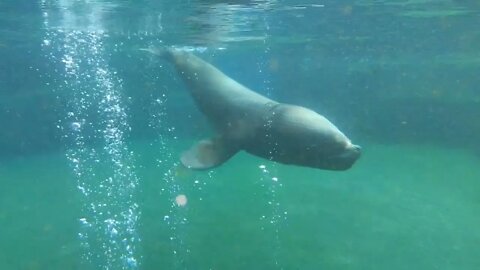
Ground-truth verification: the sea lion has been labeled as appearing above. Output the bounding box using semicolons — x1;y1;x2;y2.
143;48;361;171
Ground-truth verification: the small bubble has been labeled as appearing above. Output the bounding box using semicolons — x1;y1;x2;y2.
272;177;278;182
70;121;82;131
126;257;137;267
175;194;188;207
259;165;266;169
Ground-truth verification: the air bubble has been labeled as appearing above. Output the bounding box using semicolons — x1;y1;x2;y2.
126;257;137;268
71;121;82;131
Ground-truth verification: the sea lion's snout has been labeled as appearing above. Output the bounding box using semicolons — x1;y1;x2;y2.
348;144;362;160
330;143;361;170
349;144;362;156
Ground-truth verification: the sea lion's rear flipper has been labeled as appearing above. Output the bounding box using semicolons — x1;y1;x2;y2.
139;47;176;62
180;137;239;170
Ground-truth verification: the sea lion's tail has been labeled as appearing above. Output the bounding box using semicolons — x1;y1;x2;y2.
139;47;174;61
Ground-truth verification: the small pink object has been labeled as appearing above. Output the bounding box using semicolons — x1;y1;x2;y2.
175;194;188;207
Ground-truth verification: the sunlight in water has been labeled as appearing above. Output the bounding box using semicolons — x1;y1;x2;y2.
147;77;192;268
41;0;140;269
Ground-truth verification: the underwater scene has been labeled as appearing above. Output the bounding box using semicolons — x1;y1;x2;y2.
1;0;480;269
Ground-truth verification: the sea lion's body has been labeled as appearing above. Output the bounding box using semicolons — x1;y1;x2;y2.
146;48;361;170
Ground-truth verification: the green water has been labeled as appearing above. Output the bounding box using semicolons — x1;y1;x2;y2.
2;0;480;269
1;139;479;269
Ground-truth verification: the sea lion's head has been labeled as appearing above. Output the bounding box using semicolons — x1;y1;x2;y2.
268;104;361;170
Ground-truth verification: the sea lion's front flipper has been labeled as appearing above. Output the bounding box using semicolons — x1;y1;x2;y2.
180;137;239;170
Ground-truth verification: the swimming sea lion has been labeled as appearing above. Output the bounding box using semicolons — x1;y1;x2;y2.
143;48;361;171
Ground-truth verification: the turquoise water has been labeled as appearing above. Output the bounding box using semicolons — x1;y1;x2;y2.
1;0;480;269
2;141;480;269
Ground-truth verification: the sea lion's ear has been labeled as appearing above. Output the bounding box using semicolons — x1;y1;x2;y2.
180;137;238;170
